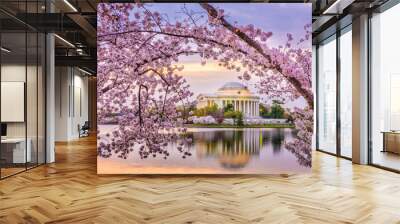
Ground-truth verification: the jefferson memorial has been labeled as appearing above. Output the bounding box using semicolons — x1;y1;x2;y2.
197;82;260;118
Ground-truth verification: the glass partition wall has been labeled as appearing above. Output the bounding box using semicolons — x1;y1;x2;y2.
0;1;46;179
339;27;352;158
317;35;337;155
370;3;400;171
316;26;352;159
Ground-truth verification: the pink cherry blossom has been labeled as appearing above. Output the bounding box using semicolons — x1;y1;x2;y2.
97;3;313;166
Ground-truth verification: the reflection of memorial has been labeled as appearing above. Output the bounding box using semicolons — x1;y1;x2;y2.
193;130;262;168
270;129;285;154
182;128;311;169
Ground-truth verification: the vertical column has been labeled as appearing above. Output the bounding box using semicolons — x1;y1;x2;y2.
253;101;256;116
250;101;253;117
249;101;251;116
243;100;247;116
249;100;251;116
246;101;248;116
249;100;253;116
257;102;259;116
246;100;249;117
252;101;254;116
88;77;97;133
352;14;369;164
46;1;56;163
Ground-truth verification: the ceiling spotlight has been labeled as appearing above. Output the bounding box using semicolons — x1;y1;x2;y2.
1;47;11;53
54;34;75;48
63;0;78;12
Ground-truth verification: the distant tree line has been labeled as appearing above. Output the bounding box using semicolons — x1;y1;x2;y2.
192;103;244;125
259;101;293;122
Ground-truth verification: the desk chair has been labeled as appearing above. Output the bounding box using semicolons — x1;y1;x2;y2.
79;121;90;138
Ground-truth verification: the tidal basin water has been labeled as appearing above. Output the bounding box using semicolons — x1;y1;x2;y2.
98;126;311;174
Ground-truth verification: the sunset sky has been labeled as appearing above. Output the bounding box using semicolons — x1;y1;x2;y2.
140;3;311;107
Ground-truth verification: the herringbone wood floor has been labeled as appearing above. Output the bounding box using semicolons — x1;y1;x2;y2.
1;136;400;224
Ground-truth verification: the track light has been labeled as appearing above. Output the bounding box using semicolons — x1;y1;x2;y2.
1;47;11;53
78;67;94;76
54;34;75;48
63;0;78;12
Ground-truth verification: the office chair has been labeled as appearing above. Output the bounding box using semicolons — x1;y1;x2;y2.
79;121;90;138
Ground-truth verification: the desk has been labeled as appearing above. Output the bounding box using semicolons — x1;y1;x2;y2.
382;131;400;154
1;138;31;163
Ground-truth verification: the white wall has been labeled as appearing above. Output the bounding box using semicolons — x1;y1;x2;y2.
55;67;89;141
1;63;47;164
71;73;89;138
1;65;41;137
55;66;69;141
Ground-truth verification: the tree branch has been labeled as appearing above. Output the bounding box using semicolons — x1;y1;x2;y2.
136;84;148;127
200;3;313;109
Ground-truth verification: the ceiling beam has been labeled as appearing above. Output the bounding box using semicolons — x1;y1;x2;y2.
67;13;97;46
323;0;356;14
55;55;96;72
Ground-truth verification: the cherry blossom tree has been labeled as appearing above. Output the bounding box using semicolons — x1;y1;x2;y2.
97;3;313;166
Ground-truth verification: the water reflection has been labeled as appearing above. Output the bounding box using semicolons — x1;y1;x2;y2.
98;126;311;174
185;128;294;169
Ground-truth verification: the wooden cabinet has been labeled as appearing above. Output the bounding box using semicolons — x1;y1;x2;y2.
382;132;400;154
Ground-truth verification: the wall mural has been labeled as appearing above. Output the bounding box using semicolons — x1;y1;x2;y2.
97;3;313;174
